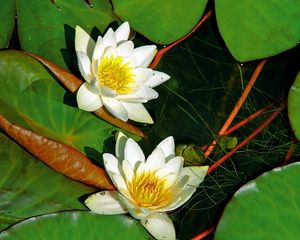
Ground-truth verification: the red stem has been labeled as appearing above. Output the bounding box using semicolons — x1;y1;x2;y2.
207;106;284;174
149;10;212;69
283;142;296;165
223;105;271;136
191;227;214;240
204;59;268;158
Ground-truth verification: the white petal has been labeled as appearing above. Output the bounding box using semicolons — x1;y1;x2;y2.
156;136;175;160
141;213;176;240
118;194;150;220
146;71;170;88
181;166;208;187
124;138;145;168
156;156;183;178
111;173;128;194
122;159;134;182
75;26;95;58
123;56;137;68
122;102;154;124
132;45;157;67
102;97;128;122
136;161;147;175
117;86;158;103
103;153;120;176
76;82;103;112
133;68;153;84
85;191;127;214
146;148;165;171
117;41;134;57
162;186;196;212
162;167;208;211
102;28;117;49
99;85;117;98
76;51;92;82
115;132;128;159
115;21;130;43
103;46;118;58
92;36;104;62
163;173;179;189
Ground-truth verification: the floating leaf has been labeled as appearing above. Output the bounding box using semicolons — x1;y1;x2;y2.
0;211;152;240
112;0;208;44
0;50;118;161
215;162;300;240
288;70;300;141
215;0;300;61
0;0;15;48
17;0;117;69
0;133;95;231
0;115;114;190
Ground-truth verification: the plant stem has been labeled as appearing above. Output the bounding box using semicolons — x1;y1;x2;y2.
191;227;214;240
204;59;268;158
149;10;212;69
283;142;296;165
207;105;284;174
223;105;271;135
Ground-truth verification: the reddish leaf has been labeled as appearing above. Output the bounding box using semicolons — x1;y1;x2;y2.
0;114;115;190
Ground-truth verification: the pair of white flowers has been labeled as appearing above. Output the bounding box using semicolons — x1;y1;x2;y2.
76;22;208;240
75;21;170;124
85;132;208;240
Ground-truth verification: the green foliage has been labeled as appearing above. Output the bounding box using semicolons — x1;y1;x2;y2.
0;133;94;230
0;211;152;240
17;0;117;69
288;70;300;141
0;0;15;48
112;0;208;44
215;162;300;240
215;0;300;61
0;1;299;239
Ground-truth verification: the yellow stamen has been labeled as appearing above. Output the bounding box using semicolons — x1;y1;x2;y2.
128;171;172;208
98;55;135;94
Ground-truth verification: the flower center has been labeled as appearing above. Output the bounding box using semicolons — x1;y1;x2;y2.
97;55;135;94
128;171;172;208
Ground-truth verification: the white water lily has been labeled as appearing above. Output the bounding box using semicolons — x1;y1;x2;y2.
75;22;170;123
85;132;208;240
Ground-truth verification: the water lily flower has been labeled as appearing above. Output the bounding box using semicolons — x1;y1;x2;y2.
85;132;208;240
75;22;170;124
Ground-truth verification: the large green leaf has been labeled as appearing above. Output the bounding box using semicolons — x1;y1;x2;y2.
215;0;300;62
288;70;300;141
17;0;117;69
215;162;300;240
0;0;15;48
0;50;118;162
0;211;152;239
0;133;94;231
112;0;208;44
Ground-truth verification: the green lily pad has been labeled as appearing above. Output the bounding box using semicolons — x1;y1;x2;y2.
112;0;208;44
0;50;118;162
0;211;152;239
215;0;300;62
0;0;15;48
0;133;95;231
215;162;300;240
17;0;117;69
288;70;300;141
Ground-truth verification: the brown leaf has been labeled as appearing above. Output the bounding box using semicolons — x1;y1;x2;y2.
0;114;115;190
22;51;147;138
